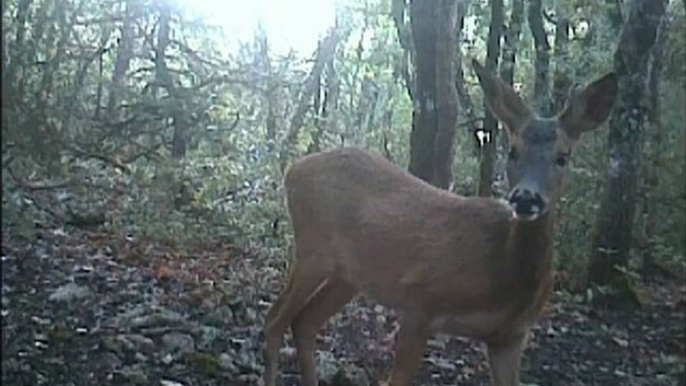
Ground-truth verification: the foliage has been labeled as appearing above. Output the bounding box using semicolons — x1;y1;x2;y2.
2;0;684;282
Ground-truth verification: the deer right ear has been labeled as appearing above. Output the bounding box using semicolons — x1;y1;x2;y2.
472;59;532;135
559;72;618;140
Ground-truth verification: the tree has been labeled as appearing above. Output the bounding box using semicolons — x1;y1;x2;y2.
407;0;458;190
499;0;524;87
637;10;670;277
454;1;480;164
106;0;135;122
528;0;551;115
551;3;571;114
476;0;503;197
588;0;668;294
279;28;342;172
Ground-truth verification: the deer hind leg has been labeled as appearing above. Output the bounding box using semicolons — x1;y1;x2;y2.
291;276;357;386
486;332;527;386
387;313;430;386
263;258;330;386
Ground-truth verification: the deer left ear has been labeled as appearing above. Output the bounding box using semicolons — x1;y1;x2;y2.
472;59;532;136
560;72;618;140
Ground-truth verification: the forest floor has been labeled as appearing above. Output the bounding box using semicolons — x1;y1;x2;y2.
2;222;685;386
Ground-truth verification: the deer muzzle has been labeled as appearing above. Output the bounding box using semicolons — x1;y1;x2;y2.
508;186;547;221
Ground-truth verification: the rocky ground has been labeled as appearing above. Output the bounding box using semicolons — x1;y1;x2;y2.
2;223;685;386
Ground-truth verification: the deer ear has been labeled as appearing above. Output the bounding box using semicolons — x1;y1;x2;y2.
559;72;618;140
472;59;532;135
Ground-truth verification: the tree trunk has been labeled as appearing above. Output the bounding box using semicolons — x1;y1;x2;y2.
153;2;171;100
3;0;34;138
38;0;71;104
453;0;477;164
589;0;667;290
392;0;415;101
407;0;437;184
528;0;551;115
279;29;341;172
639;11;669;277
322;58;340;150
266;87;278;147
23;0;52;101
432;0;459;189
551;8;571;114
4;0;33;102
36;0;76;162
106;0;134;122
65;38;107;128
407;0;458;190
308;60;329;154
94;27;110;120
606;0;624;34
477;0;503;197
499;0;523;87
455;60;479;158
491;0;524;192
152;2;186;159
254;30;279;151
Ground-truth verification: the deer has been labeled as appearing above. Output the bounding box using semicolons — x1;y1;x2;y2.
263;59;618;386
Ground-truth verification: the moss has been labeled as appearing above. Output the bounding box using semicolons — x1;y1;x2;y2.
184;352;222;376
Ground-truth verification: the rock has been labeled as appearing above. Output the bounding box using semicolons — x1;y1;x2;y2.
326;362;370;386
48;283;90;302
160;380;185;386
279;346;296;359
184;352;222;376
427;335;449;350
161;353;174;365
203;306;234;327
130;310;186;329
194;325;221;350
125;334;155;352
102;334;154;355
119;364;149;385
108;306;188;331
237;374;260;383
219;352;238;372
106;305;147;329
97;351;122;371
161;332;195;354
101;336;124;354
317;351;341;382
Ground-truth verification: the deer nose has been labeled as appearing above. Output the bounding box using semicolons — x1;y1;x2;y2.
508;188;546;220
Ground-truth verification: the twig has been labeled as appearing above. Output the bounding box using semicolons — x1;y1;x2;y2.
63;144;130;174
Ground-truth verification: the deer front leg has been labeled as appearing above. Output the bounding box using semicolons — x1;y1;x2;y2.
486;332;528;386
291;277;356;386
386;313;430;386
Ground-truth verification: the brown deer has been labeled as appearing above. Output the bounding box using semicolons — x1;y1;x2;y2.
263;60;617;386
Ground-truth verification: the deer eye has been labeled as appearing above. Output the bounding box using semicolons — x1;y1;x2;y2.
556;154;569;167
508;147;519;161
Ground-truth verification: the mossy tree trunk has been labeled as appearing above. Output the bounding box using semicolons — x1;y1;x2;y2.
589;0;668;295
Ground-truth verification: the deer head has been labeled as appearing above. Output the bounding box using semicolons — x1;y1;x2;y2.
472;59;617;220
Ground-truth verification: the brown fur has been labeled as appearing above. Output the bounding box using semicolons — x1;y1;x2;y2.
286;148;552;337
263;61;617;386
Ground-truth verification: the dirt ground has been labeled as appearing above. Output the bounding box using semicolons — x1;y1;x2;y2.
2;224;684;386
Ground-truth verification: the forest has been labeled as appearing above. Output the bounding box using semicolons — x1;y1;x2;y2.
1;0;685;385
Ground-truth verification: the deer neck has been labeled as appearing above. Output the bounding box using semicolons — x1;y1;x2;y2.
505;210;555;287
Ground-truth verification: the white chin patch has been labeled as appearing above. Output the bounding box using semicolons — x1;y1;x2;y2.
497;198;513;211
497;198;544;221
514;211;541;221
497;199;518;220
